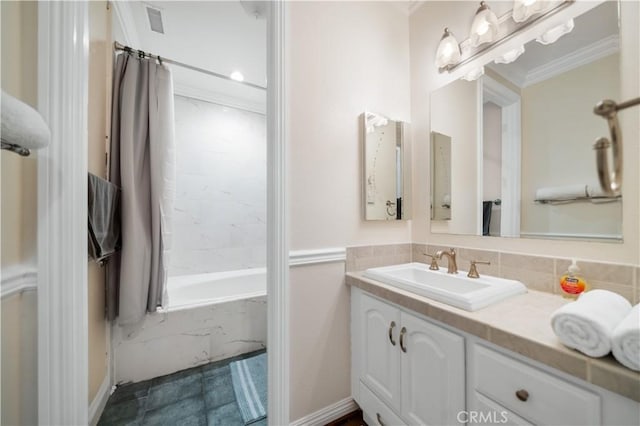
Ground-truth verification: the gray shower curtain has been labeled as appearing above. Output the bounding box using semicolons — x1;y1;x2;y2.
107;53;176;325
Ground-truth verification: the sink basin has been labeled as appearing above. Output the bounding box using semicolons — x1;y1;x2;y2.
363;262;526;311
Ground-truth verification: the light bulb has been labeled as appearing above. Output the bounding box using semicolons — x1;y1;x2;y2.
470;2;499;47
230;71;244;82
513;0;548;23
435;28;461;69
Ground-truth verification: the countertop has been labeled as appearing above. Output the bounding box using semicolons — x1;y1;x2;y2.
346;271;640;402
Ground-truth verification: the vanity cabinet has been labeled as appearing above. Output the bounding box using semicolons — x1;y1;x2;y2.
351;286;640;426
353;290;465;425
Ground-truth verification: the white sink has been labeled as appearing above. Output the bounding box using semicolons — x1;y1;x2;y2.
363;262;526;311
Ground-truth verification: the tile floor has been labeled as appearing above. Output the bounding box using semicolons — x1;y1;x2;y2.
98;350;266;426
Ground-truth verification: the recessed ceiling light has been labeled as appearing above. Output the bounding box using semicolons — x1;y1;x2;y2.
230;71;244;82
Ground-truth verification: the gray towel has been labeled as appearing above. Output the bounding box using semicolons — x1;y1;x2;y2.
88;173;121;263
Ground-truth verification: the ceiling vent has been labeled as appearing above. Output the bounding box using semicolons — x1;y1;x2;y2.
146;6;165;34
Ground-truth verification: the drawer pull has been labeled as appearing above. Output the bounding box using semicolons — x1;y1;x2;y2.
400;327;407;352
376;412;385;426
388;321;396;346
515;389;529;402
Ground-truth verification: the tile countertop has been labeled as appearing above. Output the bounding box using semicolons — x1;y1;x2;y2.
346;271;640;403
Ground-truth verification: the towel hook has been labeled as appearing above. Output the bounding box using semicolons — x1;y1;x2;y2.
593;97;640;196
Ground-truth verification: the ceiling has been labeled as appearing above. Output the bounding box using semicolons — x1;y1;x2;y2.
488;1;619;88
115;1;267;112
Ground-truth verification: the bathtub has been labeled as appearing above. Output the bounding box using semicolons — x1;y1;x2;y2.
113;269;267;384
167;268;266;310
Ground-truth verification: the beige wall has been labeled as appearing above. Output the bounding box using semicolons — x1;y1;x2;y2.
1;0;38;268
410;0;640;265
520;54;621;238
288;1;411;420
87;1;112;404
1;2;39;425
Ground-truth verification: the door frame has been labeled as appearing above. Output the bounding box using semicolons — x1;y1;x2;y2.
37;1;290;425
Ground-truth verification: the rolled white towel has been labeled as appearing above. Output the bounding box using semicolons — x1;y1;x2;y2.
551;290;632;357
612;304;640;371
535;184;587;201
1;90;50;151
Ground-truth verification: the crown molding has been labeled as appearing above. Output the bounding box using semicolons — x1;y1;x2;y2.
523;34;620;87
173;82;266;115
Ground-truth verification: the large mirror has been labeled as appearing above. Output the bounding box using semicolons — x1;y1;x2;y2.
363;112;411;220
430;1;622;241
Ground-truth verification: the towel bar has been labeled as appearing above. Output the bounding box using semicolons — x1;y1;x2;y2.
593;97;640;196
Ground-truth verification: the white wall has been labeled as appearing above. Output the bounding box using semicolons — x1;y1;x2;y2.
288;1;411;421
520;54;622;239
170;96;266;276
410;0;639;265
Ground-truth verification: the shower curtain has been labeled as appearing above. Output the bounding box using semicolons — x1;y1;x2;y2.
107;53;176;325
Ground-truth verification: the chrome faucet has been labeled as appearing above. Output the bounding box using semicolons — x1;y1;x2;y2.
435;248;458;274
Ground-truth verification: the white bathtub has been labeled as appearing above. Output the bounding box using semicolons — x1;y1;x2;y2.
114;268;267;383
167;268;266;310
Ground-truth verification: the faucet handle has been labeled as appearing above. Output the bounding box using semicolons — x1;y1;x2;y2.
468;260;490;278
423;253;440;271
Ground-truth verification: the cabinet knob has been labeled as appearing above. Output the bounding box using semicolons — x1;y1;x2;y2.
515;389;529;402
376;412;385;426
400;327;407;353
388;321;396;346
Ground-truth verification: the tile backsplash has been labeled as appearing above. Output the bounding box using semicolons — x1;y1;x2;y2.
348;243;638;304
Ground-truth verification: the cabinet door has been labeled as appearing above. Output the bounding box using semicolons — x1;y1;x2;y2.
360;293;401;412
400;311;465;426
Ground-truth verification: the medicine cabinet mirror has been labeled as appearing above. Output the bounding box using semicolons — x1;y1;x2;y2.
363;111;412;220
429;1;622;241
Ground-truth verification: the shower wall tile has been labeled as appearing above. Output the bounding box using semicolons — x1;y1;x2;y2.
170;96;266;276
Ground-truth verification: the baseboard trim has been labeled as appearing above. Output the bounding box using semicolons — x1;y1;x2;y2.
290;397;358;426
88;371;111;426
289;248;346;267
1;265;37;299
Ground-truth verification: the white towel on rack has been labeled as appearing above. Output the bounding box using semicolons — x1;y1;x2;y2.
550;290;632;357
1;90;50;150
535;185;587;202
611;304;640;371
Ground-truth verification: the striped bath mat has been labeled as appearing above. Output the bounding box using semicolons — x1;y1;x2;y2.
230;353;267;425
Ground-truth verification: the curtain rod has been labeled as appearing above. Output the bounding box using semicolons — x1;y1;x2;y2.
114;42;267;91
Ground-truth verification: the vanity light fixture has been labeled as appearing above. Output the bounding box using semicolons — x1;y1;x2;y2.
435;28;462;70
470;2;499;47
494;45;525;64
536;19;574;45
512;0;548;23
461;66;485;81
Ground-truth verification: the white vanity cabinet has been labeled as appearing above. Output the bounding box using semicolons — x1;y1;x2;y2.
352;289;465;426
351;286;640;426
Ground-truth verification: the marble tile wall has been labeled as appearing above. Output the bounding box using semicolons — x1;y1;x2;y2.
348;243;638;304
170;96;266;276
114;296;267;384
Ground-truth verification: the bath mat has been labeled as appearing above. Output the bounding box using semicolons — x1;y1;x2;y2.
230;353;267;425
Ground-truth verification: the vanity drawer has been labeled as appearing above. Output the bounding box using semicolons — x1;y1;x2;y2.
470;344;601;425
359;381;406;426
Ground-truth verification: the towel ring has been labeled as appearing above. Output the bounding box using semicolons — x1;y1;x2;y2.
593;97;640;196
